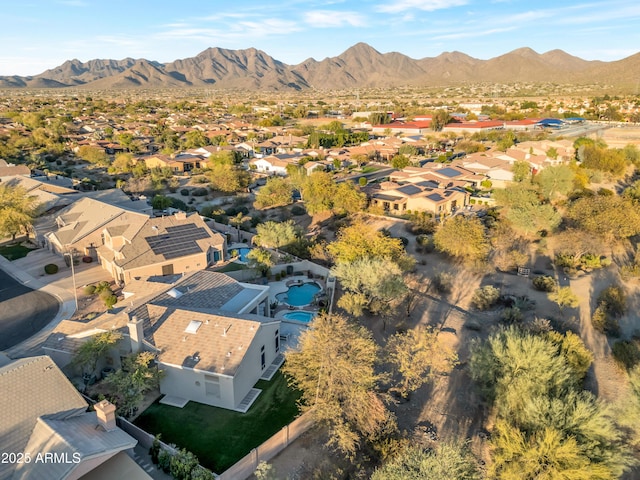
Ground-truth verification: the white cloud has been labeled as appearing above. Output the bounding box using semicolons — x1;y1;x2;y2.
304;10;367;27
376;0;468;14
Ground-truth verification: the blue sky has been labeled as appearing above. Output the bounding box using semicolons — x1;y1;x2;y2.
2;0;639;76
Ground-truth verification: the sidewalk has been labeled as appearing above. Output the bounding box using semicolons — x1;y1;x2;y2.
0;248;116;358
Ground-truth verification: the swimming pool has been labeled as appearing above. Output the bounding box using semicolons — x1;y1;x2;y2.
282;311;316;323
228;247;253;263
276;282;321;307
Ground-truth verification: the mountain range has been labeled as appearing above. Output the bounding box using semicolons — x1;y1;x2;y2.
1;43;639;91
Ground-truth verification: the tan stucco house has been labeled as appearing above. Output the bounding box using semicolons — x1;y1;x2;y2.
97;212;225;284
43;271;281;413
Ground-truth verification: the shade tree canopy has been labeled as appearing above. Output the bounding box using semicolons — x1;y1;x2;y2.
470;326;632;479
433;215;489;263
281;313;391;456
0;184;41;241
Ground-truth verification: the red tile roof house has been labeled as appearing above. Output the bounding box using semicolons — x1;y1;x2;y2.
43;270;281;413
370;120;433;135
442;120;505;134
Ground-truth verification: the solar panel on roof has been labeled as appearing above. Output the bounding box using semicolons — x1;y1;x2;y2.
438;167;462;178
145;224;210;259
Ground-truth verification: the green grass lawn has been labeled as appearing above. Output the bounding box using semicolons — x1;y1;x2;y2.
215;262;248;273
361;166;381;174
134;371;301;473
0;243;32;261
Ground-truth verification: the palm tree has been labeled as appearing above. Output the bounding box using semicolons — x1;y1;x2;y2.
229;212;250;242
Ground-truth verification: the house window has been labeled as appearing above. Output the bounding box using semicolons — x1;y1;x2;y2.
275;330;280;353
261;345;266;370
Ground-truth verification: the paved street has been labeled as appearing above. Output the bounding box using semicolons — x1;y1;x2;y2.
0;268;59;350
0;249;111;357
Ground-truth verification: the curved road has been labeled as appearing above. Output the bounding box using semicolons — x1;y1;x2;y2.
0;268;59;350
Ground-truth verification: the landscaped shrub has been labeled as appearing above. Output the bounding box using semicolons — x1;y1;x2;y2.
471;285;501;310
532;275;557;292
612;340;640;371
83;285;96;295
291;205;306;216
170;448;199;480
149;435;161;464
180;188;190;196
103;295;117;309
44;263;59;274
157;449;172;473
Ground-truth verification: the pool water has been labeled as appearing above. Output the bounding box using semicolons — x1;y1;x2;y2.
282;311;316;323
229;247;253;263
276;282;321;307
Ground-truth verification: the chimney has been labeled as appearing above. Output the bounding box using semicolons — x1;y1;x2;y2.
174;211;187;221
127;315;144;354
94;400;117;431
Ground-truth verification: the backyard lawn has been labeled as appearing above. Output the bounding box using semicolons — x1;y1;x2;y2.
134;371;301;473
215;262;248;273
0;243;32;260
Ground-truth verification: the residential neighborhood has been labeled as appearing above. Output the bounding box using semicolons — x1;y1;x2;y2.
2;77;640;480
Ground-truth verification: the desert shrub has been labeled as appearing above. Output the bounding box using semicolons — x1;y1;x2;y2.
597;285;627;317
416;234;435;253
191;187;208;196
591;303;609;333
432;271;453;294
291;205;306;216
501;306;523;324
554;253;577;269
620;263;640;280
471;285;501;310
224;205;249;216
528;317;553;334
44;263;58;274
83;285;96;295
592;302;620;336
532;275;557;292
612;340;640;371
180;188;190;196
